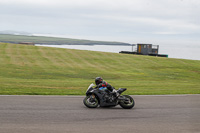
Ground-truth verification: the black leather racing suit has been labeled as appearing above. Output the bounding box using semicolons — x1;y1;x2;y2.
97;81;114;92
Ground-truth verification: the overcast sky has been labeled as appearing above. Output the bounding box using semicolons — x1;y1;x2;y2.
0;0;200;44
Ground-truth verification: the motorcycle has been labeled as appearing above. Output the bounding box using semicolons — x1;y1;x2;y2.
83;83;135;109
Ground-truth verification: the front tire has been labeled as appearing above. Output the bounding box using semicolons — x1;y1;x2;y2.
119;95;135;109
83;95;99;108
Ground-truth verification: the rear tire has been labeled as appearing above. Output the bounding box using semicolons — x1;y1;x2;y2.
83;95;99;108
119;95;135;109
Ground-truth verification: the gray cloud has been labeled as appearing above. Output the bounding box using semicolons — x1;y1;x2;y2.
0;0;200;43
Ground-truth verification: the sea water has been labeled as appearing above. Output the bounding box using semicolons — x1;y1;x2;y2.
36;44;200;60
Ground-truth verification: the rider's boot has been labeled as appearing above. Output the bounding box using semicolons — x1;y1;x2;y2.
112;89;119;97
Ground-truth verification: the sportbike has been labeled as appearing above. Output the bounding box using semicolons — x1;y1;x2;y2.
83;83;135;109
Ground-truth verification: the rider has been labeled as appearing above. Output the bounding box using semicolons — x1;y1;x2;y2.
95;77;119;96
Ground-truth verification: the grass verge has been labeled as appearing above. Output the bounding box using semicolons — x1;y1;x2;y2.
0;43;200;95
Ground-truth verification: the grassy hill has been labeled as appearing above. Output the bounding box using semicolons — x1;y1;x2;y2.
0;34;130;45
0;42;200;95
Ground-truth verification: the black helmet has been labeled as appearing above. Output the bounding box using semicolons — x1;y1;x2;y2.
95;77;103;85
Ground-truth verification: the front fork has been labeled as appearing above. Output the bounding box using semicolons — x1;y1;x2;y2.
92;94;95;98
89;94;96;102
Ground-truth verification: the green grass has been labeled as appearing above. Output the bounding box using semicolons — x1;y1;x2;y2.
0;43;200;95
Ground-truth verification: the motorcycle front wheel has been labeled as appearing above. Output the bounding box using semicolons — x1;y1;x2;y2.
83;95;99;108
119;95;135;109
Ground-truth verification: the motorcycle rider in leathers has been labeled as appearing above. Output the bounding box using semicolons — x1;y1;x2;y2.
95;77;119;96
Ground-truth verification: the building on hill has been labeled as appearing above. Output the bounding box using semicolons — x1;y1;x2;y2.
120;43;168;57
137;44;159;55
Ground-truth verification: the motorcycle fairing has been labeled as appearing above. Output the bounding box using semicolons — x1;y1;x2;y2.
86;88;117;107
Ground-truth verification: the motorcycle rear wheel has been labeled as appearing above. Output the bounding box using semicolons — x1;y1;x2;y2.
119;95;135;109
83;95;99;108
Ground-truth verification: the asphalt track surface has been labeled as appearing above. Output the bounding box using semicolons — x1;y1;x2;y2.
0;95;200;133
